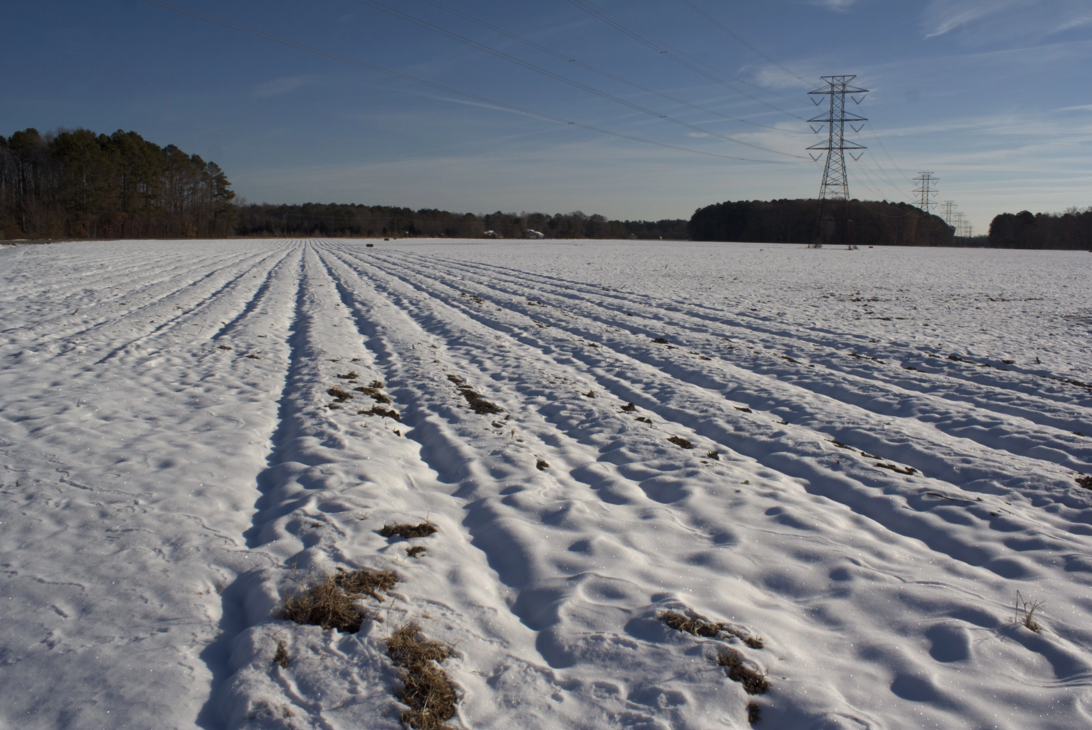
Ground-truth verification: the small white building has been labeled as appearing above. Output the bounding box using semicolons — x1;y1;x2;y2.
525;229;545;239
483;230;499;238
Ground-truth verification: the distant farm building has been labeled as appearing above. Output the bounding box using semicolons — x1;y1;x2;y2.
525;229;545;239
483;230;499;238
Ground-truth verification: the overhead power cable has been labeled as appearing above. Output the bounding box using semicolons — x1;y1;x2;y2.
674;0;809;84
413;0;808;136
352;0;805;158
138;0;791;164
565;0;807;120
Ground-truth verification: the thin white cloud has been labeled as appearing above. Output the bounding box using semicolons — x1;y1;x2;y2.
249;76;311;99
922;0;1092;40
808;0;861;11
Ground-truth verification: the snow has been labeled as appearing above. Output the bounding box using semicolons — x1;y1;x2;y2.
1;238;1091;729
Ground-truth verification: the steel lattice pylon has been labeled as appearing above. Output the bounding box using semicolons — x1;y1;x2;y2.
808;76;867;245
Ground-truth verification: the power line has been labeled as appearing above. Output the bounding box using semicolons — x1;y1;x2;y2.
137;0;792;165
414;0;809;136
808;76;868;202
353;0;806;158
674;0;809;84
565;0;807;121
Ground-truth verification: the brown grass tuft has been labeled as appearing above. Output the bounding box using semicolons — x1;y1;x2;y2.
651;337;669;344
334;567;398;600
273;639;290;669
355;386;391;404
668;436;694;450
381;522;438;540
1076;474;1092;490
386;623;457;730
659;609;722;637
406;545;427;559
448;374;503;414
337;371;359;380
282;575;364;633
718;649;770;695
621;402;637;412
706;450;721;461
536;459;549;471
328;386;354;403
359;406;401;422
746;701;761;724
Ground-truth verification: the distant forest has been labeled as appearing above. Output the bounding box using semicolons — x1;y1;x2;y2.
689;199;956;247
987;208;1092;250
4;127;1091;249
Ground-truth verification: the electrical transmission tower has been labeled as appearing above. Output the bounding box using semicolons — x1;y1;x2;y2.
914;173;938;215
941;201;956;228
808;75;868;246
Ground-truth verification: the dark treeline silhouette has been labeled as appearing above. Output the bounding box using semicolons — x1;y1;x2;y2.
988;208;1092;250
0;128;236;240
235;203;687;240
689;199;955;247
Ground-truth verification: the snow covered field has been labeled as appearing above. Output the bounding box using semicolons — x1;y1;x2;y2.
1;238;1091;730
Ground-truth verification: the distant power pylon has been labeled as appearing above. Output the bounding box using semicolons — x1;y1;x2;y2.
941;201;956;228
808;75;868;246
914;173;938;215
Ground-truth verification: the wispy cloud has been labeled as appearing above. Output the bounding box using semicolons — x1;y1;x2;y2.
808;0;862;11
922;0;1092;40
249;76;311;99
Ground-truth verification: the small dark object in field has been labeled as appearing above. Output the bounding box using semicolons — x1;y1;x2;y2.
536;459;549;471
706;450;720;461
328;404;341;410
245;353;260;359
746;702;761;724
621;402;637;412
381;522;437;539
830;439;853;450
273;639;290;669
371;380;385;388
386;623;457;730
337;371;358;380
366;243;374;248
406;545;427;559
1002;359;1015;365
635;416;652;424
328;386;354;402
360;406;401;422
584;390;596;398
218;345;232;350
1076;475;1092;490
718;649;770;695
651;337;669;344
735;407;753;413
668;436;693;449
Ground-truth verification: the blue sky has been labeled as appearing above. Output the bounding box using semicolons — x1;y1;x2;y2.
5;0;1092;232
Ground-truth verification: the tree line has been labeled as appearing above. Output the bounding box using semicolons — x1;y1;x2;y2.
0;128;236;240
987;208;1092;250
688;199;956;247
235;203;687;240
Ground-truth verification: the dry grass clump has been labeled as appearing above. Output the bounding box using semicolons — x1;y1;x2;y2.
381;522;438;540
536;459;549;471
328;386;354;403
621;402;637;412
651;337;669;344
282;568;399;633
355;386;391;404
273;639;290;669
283;575;365;633
1076;474;1092;490
386;623;457;730
334;567;398;600
406;545;427;559
660;609;723;637
359;405;402;422
875;462;916;476
668;436;694;450
660;609;763;648
337;371;359;380
447;374;503;415
718;649;770;695
746;701;761;724
706;450;720;461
